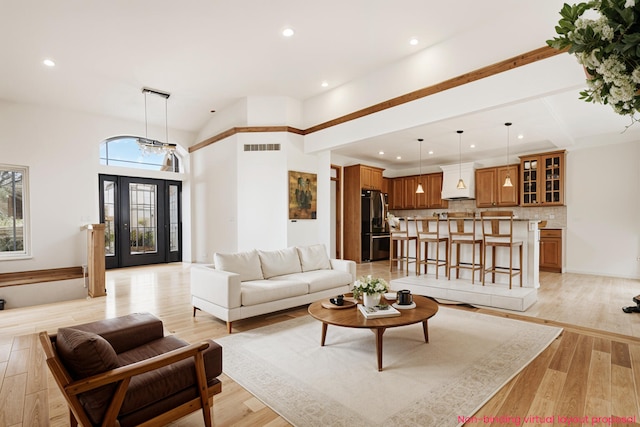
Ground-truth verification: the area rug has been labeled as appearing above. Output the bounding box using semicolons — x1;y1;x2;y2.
215;307;562;427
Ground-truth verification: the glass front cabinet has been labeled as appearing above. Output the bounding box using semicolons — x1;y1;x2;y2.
519;150;565;206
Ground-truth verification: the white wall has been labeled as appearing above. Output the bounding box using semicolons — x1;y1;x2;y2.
191;97;328;260
566;141;640;278
0;100;195;275
237;132;288;251
190;135;238;262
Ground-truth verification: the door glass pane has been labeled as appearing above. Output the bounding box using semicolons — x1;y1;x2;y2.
104;180;116;256
169;184;179;252
129;183;157;255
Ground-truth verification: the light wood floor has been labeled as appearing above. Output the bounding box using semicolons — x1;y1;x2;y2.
1;262;640;426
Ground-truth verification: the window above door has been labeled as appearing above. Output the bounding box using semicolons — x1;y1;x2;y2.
100;136;180;172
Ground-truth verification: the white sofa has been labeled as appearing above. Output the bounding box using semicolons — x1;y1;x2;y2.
191;244;356;333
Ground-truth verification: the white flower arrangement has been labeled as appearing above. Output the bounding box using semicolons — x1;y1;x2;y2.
547;0;640;126
387;212;400;229
352;275;389;299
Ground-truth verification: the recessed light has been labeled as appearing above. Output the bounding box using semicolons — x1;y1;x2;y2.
518;134;524;139
409;38;419;46
378;151;384;155
470;144;476;149
282;28;294;37
321;81;328;88
428;150;434;155
396;156;402;160
43;59;55;67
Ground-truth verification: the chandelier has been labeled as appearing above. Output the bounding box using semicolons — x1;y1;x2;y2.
137;87;177;155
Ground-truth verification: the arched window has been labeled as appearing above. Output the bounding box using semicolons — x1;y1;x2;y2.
100;136;180;172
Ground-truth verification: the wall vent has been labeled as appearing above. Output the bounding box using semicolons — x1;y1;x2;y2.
243;143;281;152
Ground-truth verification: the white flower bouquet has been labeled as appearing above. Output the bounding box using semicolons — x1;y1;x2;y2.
352;275;389;299
547;0;640;125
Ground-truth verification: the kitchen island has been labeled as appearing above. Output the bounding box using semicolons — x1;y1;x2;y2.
390;218;540;311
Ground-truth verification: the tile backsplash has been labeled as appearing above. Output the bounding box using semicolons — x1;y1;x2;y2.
392;199;567;228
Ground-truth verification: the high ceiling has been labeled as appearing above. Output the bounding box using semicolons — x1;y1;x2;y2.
2;1;638;170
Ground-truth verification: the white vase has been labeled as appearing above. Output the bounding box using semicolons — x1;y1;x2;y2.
363;293;381;307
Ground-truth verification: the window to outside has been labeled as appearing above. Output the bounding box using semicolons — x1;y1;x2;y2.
0;165;29;258
100;136;180;172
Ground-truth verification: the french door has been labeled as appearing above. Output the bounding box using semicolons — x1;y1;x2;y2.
99;174;182;269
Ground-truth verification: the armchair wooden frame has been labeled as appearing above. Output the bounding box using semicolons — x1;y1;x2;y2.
39;331;222;427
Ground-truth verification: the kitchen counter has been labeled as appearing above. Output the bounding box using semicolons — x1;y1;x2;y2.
390;218;540;311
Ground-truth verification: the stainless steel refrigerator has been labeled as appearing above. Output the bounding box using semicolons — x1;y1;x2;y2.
361;189;390;261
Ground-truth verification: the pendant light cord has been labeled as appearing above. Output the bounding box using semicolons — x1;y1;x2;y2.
144;91;149;139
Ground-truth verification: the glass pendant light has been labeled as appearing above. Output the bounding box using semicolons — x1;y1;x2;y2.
503;122;513;187
137;87;177;155
416;138;424;193
456;130;466;189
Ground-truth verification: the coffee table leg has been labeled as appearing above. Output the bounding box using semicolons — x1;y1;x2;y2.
375;327;387;371
422;320;429;343
321;322;328;346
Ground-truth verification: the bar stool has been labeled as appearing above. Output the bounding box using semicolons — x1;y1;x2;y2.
480;211;523;289
389;217;417;275
447;212;483;284
415;217;448;279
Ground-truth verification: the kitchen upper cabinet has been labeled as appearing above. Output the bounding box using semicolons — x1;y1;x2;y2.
391;173;447;209
390;177;404;209
475;165;519;208
403;176;417;209
360;165;384;190
416;176;427;208
427;173;447;209
475;168;496;208
520;150;565;206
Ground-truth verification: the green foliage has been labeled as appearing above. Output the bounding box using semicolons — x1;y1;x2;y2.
546;0;640;124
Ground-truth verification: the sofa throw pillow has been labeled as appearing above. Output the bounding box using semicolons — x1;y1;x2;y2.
214;250;264;282
258;247;302;279
56;327;119;379
296;244;331;272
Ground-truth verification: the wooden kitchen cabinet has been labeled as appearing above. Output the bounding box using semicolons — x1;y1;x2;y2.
403;176;417;209
475;165;519;208
394;173;447;209
390;177;404;209
360;165;384;190
540;228;562;272
426;173;447;209
520;150;565;206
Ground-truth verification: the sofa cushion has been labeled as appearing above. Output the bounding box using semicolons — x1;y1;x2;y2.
214;250;264;282
116;336;223;418
258;247;302;279
56;327;120;425
280;270;353;293
241;279;308;306
56;327;119;379
296;244;331;272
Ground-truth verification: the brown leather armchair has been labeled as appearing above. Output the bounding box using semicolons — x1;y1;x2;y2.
39;312;222;427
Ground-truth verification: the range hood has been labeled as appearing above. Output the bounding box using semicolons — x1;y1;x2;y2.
440;162;476;200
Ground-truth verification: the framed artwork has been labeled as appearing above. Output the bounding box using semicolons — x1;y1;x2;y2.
288;170;317;219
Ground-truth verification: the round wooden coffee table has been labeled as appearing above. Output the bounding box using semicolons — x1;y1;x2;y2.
308;295;439;371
